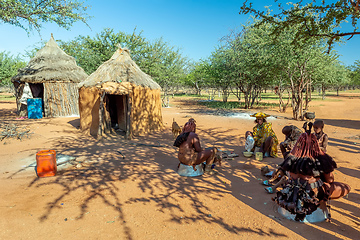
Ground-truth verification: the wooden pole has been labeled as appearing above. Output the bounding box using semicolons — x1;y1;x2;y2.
97;91;105;139
125;95;131;140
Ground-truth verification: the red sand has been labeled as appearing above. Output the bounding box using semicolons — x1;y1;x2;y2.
0;94;359;239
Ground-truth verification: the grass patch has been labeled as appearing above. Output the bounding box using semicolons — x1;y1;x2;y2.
0;95;15;101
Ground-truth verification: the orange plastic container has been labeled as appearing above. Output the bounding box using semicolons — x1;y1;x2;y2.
36;150;57;177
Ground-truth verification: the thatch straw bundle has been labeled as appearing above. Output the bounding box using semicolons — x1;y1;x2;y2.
11;34;88;117
12;34;87;83
79;48;160;90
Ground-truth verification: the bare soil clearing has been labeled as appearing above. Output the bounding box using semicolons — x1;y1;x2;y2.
0;94;359;240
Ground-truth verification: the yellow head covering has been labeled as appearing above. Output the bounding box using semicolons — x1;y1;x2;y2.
250;112;270;119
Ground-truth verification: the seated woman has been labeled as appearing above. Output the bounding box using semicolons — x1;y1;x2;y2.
280;125;303;157
246;112;278;158
272;122;350;221
263;125;303;193
174;118;220;174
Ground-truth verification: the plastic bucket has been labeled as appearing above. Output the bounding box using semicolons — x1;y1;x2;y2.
278;206;328;223
36;150;57;177
177;163;205;177
255;152;263;161
27;98;43;119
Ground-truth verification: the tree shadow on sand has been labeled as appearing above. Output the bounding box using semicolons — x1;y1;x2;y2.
336;166;360;180
24;126;288;238
328;138;360;154
0;104;18;121
322;119;360;130
24;121;359;239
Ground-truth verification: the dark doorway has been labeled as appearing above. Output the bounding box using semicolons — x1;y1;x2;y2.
106;94;128;134
29;83;44;98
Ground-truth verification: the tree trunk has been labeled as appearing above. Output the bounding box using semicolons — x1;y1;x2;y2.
222;88;228;103
194;81;201;95
244;92;250;109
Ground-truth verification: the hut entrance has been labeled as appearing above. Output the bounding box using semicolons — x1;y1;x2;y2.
29;83;45;114
106;94;129;135
29;83;44;99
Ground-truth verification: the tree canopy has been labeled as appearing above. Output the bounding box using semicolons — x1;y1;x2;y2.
192;19;351;119
58;28;188;90
239;0;360;52
349;60;360;86
0;0;90;33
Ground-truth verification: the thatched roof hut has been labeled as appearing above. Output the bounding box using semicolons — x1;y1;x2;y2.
78;47;163;139
12;34;88;117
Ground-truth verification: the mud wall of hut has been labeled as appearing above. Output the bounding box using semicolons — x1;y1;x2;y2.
79;87;100;136
44;82;79;117
79;85;163;137
130;86;163;136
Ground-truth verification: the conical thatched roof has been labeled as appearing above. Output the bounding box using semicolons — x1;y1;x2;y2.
12;34;88;83
79;47;161;90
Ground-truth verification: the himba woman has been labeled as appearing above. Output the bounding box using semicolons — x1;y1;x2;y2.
245;112;279;157
174;118;220;174
273;122;350;221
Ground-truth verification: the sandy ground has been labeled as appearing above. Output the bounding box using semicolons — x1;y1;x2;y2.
0;93;359;240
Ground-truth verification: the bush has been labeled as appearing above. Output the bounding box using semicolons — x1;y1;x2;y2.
0;51;26;86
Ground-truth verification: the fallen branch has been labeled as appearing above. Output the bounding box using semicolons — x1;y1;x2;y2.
0;123;33;141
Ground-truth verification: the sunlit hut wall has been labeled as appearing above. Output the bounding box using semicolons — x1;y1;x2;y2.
78;47;163;139
11;34;88;117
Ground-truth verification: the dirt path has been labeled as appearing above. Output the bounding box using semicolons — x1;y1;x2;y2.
0;95;359;240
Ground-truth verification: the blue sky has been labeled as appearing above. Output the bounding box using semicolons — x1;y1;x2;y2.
0;0;359;66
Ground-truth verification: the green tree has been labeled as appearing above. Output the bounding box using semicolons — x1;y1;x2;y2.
142;37;188;93
348;60;360;87
222;23;275;108
0;51;26;86
0;0;90;33
331;63;351;95
311;56;348;99
207;47;234;102
59;28;188;90
280;41;332;119
59;28;150;74
239;0;360;52
184;61;211;95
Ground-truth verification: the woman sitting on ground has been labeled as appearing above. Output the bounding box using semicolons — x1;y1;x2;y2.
245;112;278;158
174;118;220;174
272;122;350;221
280;125;303;157
263;125;304;193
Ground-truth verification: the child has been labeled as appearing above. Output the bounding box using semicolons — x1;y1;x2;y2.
313;119;328;153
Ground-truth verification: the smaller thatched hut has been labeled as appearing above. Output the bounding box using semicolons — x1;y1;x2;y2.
78;47;163;139
12;34;88;117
